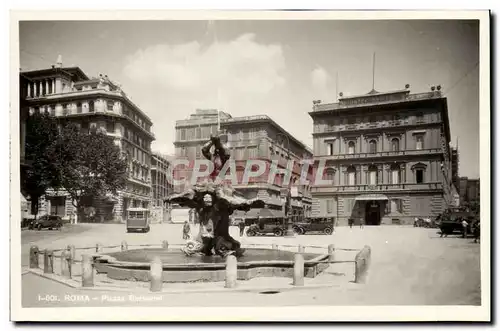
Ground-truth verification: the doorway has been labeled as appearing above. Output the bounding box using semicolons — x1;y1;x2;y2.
365;201;381;225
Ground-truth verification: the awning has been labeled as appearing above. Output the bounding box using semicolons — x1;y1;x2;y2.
355;194;389;201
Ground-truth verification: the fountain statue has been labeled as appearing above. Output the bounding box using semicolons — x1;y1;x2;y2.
165;134;265;258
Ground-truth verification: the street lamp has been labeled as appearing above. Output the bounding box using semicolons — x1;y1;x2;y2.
276;133;295;237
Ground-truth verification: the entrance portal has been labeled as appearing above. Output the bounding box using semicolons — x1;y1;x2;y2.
365;201;381;225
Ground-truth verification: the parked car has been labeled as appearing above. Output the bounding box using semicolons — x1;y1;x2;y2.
293;217;334;235
29;215;63;230
245;217;287;237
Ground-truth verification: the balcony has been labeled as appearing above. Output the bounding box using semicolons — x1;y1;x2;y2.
311;182;443;194
314;118;439;135
316;148;442;160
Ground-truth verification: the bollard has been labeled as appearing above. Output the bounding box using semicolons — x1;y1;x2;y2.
354;245;372;284
67;245;76;262
272;244;278;250
162;240;169;250
225;255;238;288
82;255;94;287
298;245;305;253
29;246;39;269
149;256;163;292
121;240;128;251
96;243;103;253
60;250;71;278
328;244;335;262
293;253;304;286
43;250;54;274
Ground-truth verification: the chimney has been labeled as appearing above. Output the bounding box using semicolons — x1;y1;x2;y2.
56;55;63;68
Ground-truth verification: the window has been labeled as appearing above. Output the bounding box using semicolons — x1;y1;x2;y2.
347;166;356;185
180;129;186;141
347;117;355;124
326;143;334;156
88;101;94;112
368;115;376;123
77;102;82;114
195;127;201;139
391;164;401;184
106;121;115;133
416;169;424;183
391;138;400;152
348;141;355;154
389;199;403;214
324;168;335;183
326;199;333;214
392;114;400;121
369;140;377;153
368;165;378;185
416;112;424;123
416;135;424;150
107;101;114;111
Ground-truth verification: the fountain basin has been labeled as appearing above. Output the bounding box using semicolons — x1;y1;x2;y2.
94;248;329;283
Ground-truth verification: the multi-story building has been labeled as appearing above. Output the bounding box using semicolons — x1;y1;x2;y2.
459;177;480;203
20;58;155;222
151;152;174;207
451;147;460;189
309;85;453;225
173;111;314;218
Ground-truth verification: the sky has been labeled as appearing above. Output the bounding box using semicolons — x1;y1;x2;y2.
19;20;480;178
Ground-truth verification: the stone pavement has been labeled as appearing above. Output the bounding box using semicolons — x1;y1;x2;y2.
21;224;481;307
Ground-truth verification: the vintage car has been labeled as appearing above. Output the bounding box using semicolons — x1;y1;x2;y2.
29;215;63;230
439;211;476;236
245;217;287;237
126;207;150;233
293;217;334;235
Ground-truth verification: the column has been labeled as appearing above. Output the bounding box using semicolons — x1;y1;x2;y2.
27;84;31;98
52;79;56;94
45;80;49;96
33;81;37;97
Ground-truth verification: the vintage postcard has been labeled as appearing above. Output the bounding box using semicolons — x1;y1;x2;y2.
10;10;490;322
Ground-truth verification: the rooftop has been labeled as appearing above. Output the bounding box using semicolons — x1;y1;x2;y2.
310;85;445;115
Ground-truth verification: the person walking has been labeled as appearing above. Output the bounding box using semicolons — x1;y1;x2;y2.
348;218;354;229
182;220;191;240
238;220;245;237
461;218;469;239
360;218;364;229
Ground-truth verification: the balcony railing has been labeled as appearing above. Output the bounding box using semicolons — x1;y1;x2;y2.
311;182;443;193
316;148;442;160
314;118;439;134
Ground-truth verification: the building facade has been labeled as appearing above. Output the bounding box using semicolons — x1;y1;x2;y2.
20;59;155;222
309;86;453;225
173;111;314;218
459;177;480;204
151;152;174;207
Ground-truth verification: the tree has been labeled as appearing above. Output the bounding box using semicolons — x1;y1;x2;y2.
56;125;128;220
23;112;61;218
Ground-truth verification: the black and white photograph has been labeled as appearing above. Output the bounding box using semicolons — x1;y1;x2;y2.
10;10;490;322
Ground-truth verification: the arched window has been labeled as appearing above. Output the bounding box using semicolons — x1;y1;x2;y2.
391;138;400;152
368;165;378;185
346;166;356;186
77;102;82;114
348;141;355;154
369;140;377;154
324;168;336;184
88;101;94;112
390;164;401;184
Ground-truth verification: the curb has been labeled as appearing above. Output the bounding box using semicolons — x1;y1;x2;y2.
24;269;353;295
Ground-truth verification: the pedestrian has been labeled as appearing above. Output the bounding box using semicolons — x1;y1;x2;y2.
238;220;245;237
182;220;191;240
348;218;354;229
360;218;364;229
461;218;469;238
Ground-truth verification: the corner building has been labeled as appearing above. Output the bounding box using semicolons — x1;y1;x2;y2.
21;60;155;222
309;86;454;225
